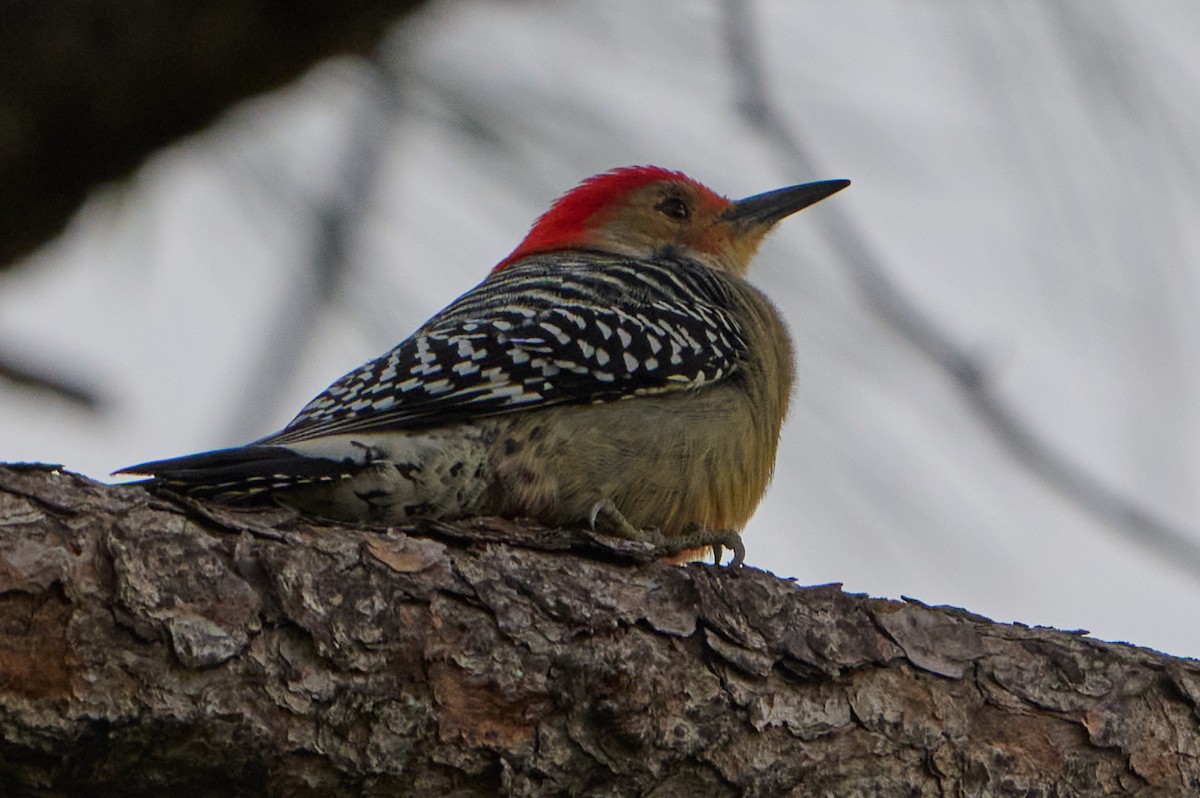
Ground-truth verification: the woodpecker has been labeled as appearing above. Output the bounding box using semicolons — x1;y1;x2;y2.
120;167;849;564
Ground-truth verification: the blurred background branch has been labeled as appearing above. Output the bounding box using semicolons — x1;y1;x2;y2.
0;347;100;409
722;0;1200;579
0;0;425;270
221;51;404;442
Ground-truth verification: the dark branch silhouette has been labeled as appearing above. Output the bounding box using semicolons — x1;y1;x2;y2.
0;349;101;409
0;1;428;270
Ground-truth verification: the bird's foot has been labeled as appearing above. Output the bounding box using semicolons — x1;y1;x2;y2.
587;499;744;567
678;522;745;568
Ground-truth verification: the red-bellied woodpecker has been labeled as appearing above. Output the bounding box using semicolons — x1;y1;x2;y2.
119;166;849;564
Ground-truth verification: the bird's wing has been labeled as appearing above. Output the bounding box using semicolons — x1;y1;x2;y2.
262;258;747;445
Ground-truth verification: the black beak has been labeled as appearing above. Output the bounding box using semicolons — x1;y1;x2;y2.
721;179;850;227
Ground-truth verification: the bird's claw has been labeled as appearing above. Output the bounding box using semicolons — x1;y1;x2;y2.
680;522;745;567
588;500;744;567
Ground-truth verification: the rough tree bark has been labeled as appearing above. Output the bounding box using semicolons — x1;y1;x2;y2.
0;464;1197;797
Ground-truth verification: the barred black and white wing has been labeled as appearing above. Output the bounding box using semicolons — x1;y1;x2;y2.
262;252;749;445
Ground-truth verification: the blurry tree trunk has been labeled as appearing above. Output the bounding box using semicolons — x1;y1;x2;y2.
0;1;425;268
1;464;1198;797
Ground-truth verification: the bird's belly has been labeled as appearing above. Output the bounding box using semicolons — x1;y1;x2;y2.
488;386;777;536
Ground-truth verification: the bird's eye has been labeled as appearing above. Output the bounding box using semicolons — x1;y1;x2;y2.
655;196;690;221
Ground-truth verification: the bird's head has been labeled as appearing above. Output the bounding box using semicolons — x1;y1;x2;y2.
493;166;849;277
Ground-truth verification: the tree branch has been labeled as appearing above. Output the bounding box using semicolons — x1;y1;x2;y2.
0;1;427;269
0;464;1197;796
